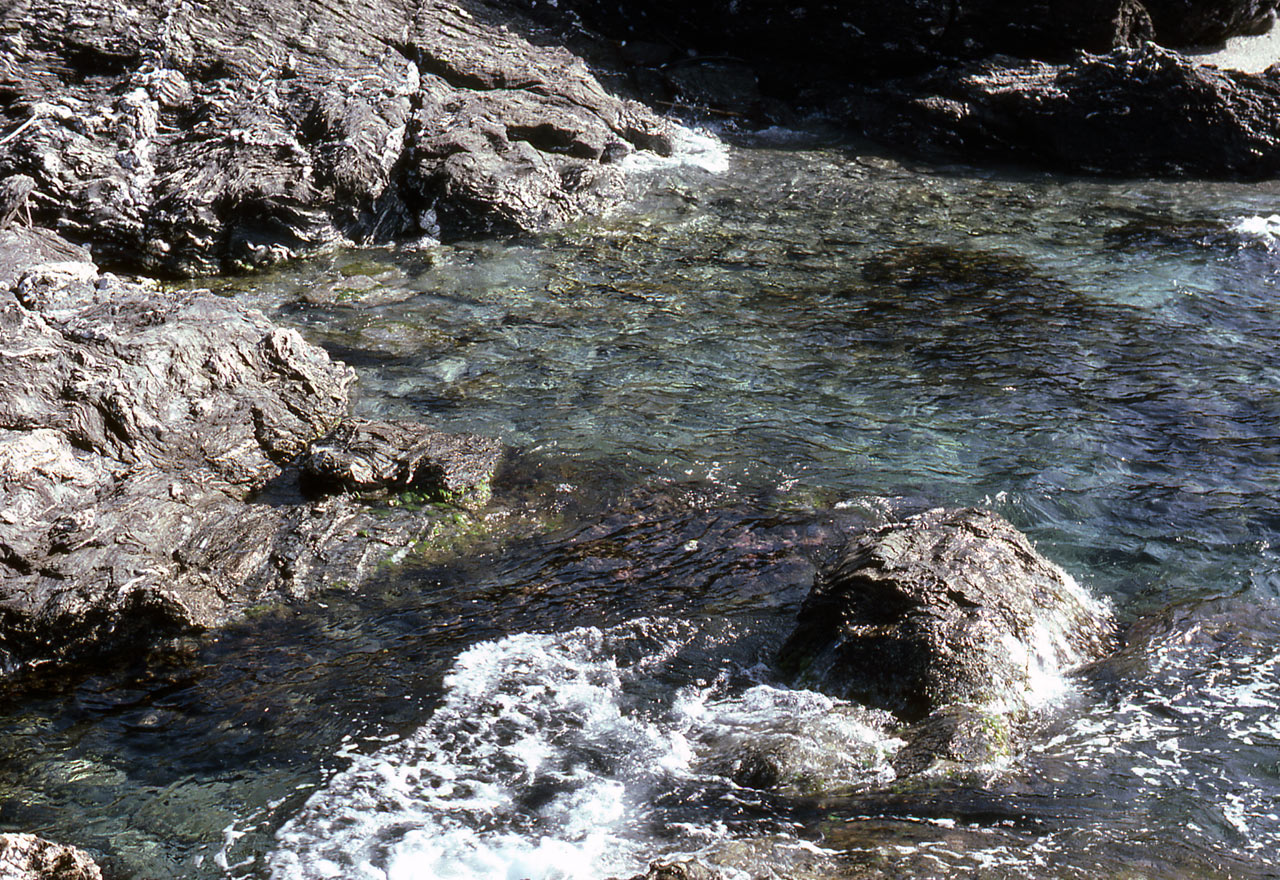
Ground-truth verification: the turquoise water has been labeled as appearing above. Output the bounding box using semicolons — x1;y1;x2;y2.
3;129;1280;878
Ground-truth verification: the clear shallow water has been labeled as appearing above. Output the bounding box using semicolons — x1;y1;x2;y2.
4;130;1280;878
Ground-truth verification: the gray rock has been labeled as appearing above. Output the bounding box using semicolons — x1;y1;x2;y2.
0;834;102;880
778;508;1113;723
0;227;503;671
0;0;672;275
303;417;504;499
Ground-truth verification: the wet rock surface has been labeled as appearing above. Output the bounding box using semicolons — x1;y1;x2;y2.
614;860;722;880
0;833;102;880
0;228;503;671
847;44;1280;178
0;0;671;275
778;508;1113;723
303;417;504;499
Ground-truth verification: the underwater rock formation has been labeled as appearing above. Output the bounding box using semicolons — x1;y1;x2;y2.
0;227;502;671
779;508;1113;766
0;0;671;275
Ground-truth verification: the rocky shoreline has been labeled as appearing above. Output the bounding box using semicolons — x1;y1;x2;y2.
3;0;1280;280
1;0;1277;875
0;224;506;674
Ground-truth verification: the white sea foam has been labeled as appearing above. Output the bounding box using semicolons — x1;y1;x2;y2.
267;619;901;880
622;125;730;175
1197;20;1280;73
1231;214;1280;246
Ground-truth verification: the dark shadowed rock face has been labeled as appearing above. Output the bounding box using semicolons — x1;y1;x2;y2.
537;0;1269;93
0;228;503;671
849;44;1280;178
778;508;1113;723
0;834;102;880
0;0;671;275
1144;0;1278;45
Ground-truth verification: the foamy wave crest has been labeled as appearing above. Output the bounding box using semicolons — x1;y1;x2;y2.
623;125;730;175
267;619;901;880
1231;214;1280;247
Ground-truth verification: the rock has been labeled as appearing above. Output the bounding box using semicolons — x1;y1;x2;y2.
0;227;504;671
613;860;721;880
0;0;671;275
777;508;1113;723
890;703;1013;775
695;690;899;796
537;0;1260;99
303;418;504;500
847;44;1280;178
0;833;102;880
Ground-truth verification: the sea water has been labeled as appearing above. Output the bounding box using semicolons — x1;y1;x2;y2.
2;127;1280;878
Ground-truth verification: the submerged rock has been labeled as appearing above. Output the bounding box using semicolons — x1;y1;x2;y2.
848;44;1280;178
0;0;671;275
691;685;901;797
778;508;1113;723
0;228;503;671
303;418;503;500
0;834;102;880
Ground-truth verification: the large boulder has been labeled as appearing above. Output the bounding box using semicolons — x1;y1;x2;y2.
0;834;102;880
778;508;1113;723
0;227;503;670
0;0;671;275
848;44;1280;178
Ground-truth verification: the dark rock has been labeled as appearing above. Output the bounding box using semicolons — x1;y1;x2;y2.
0;833;102;880
778;508;1113;723
0;0;671;275
537;0;1247;100
847;44;1280;178
1144;0;1279;46
303;418;503;499
662;60;762;115
890;703;1013;775
0;227;504;671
